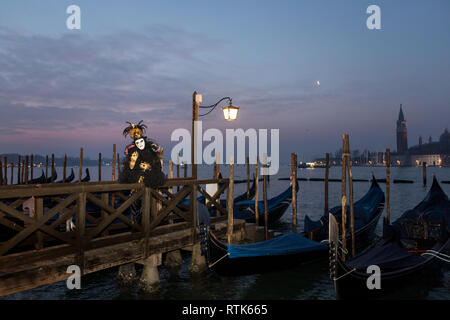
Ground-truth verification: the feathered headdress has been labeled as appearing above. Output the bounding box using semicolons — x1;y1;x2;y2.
123;120;147;140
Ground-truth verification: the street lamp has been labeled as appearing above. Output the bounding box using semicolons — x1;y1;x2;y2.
191;91;239;178
222;101;239;121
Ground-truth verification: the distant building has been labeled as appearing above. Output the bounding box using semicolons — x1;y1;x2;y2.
396;104;408;154
392;105;450;166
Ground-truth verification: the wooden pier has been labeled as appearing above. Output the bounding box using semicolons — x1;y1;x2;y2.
0;177;246;297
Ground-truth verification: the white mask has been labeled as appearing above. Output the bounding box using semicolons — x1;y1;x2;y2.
135;138;145;150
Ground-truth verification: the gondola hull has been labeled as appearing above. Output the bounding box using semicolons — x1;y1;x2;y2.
330;177;450;299
332;239;450;299
207;231;327;276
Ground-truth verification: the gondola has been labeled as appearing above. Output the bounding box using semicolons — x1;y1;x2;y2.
55;168;75;183
206;230;328;276
330;176;450;299
44;171;57;183
232;181;299;225
207;177;384;276
29;171;46;184
304;177;385;251
80;168;90;182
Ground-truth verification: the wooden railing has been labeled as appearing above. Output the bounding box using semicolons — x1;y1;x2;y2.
0;178;229;260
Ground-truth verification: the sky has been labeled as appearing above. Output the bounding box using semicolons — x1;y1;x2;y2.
0;0;449;163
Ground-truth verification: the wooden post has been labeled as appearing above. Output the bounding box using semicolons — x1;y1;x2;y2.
101;191;109;237
63;154;67;183
291;153;298;233
176;154;180;192
168;160;173;195
76;192;87;272
112;144;116;182
45;155;48;180
142;187;151;257
246;156;250;200
35;197;44;250
98;153;102;181
17;155;21;184
30;154;34;181
10;162;13;185
51;154;55;182
255;157;260;226
345;137;355;257
227;156;235;244
78;148;83;183
325;153;330;214
117;153;121;180
21;159;25;184
215;152;220;217
0;158;3;185
3;157;7;185
341;134;348;261
423;162;427;187
263;153;269;240
386;149;391;224
25;155;29;184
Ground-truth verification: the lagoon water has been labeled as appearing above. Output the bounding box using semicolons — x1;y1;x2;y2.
3;164;450;300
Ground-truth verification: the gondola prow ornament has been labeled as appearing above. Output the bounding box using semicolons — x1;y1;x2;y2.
120;121;166;222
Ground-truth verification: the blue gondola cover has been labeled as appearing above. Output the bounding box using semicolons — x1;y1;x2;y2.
227;233;327;259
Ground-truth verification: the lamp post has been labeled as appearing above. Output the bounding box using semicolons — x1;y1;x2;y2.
191;91;239;179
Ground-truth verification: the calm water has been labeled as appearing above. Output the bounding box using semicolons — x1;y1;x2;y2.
3;165;450;300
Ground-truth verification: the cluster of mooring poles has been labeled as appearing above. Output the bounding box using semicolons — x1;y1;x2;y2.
328;135;392;261
0;145;126;186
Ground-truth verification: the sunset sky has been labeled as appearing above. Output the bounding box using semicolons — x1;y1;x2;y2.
0;0;449;162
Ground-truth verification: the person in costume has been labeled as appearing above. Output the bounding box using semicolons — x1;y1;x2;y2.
120;121;166;223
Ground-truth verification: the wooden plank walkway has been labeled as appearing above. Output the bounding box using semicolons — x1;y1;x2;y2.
0;177;239;297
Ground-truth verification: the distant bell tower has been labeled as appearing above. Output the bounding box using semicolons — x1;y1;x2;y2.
396;104;408;154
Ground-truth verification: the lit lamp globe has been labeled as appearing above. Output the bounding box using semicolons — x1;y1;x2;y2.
222;103;239;121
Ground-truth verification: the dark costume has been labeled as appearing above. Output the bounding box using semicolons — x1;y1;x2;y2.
119;121;166;223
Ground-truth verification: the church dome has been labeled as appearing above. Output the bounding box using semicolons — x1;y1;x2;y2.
440;128;450;143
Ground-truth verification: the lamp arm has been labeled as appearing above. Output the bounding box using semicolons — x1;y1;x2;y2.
198;97;232;117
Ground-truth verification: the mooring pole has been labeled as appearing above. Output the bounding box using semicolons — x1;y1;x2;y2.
51;154;55;182
112;144;116;182
79;148;83;183
3;157;7;185
10;162;13;185
263;153;269;240
25;155;29;184
246;156;250;200
98;153;102;182
423;161;427;187
176;154;180;192
215;152;220;217
117;153;121;180
255;156;260;227
341;134;348;261
17;155;21;184
325;153;329;214
63;154;67;183
345;137;355;257
30;154;34;181
386;149;391;224
21;159;25;184
227;156;235;244
45;155;48;180
169;160;173;196
291;153;298;233
0;158;3;186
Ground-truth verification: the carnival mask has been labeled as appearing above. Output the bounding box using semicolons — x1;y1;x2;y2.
135;138;145;150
